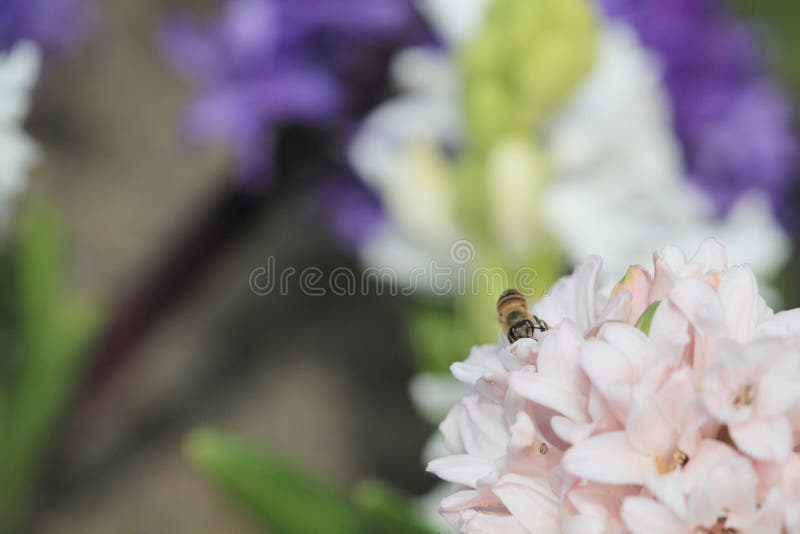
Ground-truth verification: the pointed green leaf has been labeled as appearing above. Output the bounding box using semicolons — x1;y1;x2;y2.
636;301;661;335
352;479;434;534
0;202;98;533
186;429;363;534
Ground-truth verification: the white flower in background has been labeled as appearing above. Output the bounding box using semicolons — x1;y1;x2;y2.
415;0;491;46
349;7;789;288
0;42;40;222
542;25;787;279
351;46;462;286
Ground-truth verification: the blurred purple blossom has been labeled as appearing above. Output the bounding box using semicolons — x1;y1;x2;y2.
161;0;420;185
600;0;798;225
0;0;90;54
318;178;383;250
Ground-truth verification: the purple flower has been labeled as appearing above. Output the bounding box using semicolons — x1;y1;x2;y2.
161;0;419;185
600;0;798;225
318;177;384;250
0;0;90;54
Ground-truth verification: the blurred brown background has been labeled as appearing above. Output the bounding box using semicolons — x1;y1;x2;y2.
25;1;433;531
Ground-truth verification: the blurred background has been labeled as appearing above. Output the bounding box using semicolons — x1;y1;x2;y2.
3;0;800;532
13;1;436;531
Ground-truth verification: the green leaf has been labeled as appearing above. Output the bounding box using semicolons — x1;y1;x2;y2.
409;305;477;374
731;0;800;98
636;301;661;335
352;479;433;534
186;429;363;534
0;202;99;533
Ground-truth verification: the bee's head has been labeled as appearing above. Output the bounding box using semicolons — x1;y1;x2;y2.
508;320;534;343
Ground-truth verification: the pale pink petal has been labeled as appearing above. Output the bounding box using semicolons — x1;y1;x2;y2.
536;320;584;376
646;469;687;518
649;367;704;439
532;276;576;328
551;416;597;445
562;432;650;484
563;482;633;534
513;322;589;422
662;245;689;269
605;382;634;426
451;344;508;387
581;340;634;421
783;496;800;534
563;515;609;534
439;488;519;532
598;322;657;381
586;386;624;433
610;265;652;324
506;411;537;453
729;416;793;462
438;395;509;457
510;371;588;423
755;309;800;339
580;340;633;392
457;510;529;534
626;389;676;458
475;376;509;405
699;343;752;424
680;439;739;489
493;474;560;532
650;246;691;302
451;362;497;389
574;255;603;333
505;411;563;476
593;291;631;329
650;253;676;303
500;338;539;369
439;405;465;454
718;266;761;343
464;344;508;372
690;238;728;273
757;343;800;417
778;454;800;498
427;454;493;487
731;488;782;534
647;301;690;349
687;447;758;525
621;497;686;534
668;278;726;338
440;487;501;513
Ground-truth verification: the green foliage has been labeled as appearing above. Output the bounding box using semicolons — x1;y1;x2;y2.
0;203;99;532
186;429;434;534
636;301;661;336
460;0;596;151
351;479;432;534
731;0;800;99
409;304;478;374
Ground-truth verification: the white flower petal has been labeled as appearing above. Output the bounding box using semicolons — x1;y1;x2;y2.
562;431;650;484
493;474;560;532
621;497;686;534
729;417;793;462
427;454;493;488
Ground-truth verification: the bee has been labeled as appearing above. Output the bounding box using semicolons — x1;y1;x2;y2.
497;289;549;343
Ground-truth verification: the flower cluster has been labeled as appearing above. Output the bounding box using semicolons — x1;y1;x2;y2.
0;43;40;223
160;0;420;184
428;239;800;532
0;0;89;54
